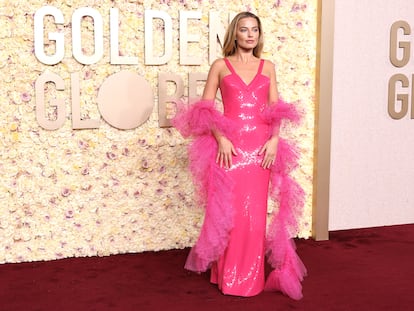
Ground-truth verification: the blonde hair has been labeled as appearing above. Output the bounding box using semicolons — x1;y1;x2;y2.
222;12;264;57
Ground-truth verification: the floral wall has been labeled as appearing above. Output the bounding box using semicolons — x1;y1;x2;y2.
0;0;317;263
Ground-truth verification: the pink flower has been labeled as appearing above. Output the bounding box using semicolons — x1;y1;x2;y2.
141;159;149;169
84;70;93;80
111;177;120;186
21;92;31;102
61;188;71;197
65;210;74;218
106;152;117;160
137;139;147;147
78;140;89;149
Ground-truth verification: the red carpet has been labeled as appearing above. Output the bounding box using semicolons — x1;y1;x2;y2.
1;224;413;311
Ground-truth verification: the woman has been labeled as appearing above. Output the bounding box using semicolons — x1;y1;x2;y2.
173;12;306;300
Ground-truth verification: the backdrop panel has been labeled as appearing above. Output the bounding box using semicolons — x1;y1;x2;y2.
0;0;316;263
329;0;414;230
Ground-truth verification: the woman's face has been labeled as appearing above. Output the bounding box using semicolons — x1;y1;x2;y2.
235;17;260;50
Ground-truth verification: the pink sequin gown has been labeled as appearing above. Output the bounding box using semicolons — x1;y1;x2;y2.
209;58;271;296
173;58;306;300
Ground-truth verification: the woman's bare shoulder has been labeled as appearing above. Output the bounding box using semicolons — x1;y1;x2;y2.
207;58;228;77
262;58;276;68
262;59;277;76
211;58;226;69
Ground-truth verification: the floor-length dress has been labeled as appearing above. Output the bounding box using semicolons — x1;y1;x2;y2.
173;58;306;300
208;58;271;296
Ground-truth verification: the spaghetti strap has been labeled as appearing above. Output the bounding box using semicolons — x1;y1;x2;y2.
257;59;264;75
224;58;236;74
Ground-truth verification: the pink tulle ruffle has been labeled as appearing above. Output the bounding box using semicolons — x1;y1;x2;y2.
262;98;301;136
172;98;306;299
172;99;235;271
172;99;234;139
184;154;234;271
264;140;307;300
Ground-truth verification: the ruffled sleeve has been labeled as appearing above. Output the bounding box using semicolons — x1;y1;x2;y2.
262;98;301;136
172;99;234;138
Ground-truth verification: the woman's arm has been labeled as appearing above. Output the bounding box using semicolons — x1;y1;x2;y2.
202;59;237;168
202;59;222;101
267;60;279;103
260;60;280;169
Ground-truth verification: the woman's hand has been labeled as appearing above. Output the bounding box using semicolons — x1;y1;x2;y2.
259;136;279;169
216;135;237;168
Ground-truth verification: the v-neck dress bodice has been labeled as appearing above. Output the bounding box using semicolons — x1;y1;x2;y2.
221;58;269;116
219;58;270;155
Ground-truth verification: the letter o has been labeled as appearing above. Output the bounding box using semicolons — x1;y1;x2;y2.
97;71;154;130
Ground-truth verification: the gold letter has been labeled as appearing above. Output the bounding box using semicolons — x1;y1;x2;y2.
158;73;184;127
188;72;207;99
71;72;100;129
388;73;409;119
35;72;66;130
144;10;173;65
209;11;226;65
179;11;202;65
110;8;138;65
34;6;64;65
390;20;411;68
72;7;104;65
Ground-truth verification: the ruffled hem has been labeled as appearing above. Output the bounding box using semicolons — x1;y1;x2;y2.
264;240;307;300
